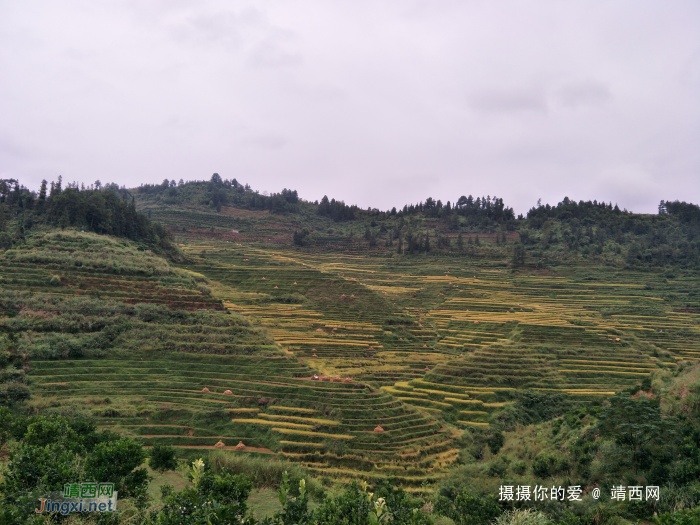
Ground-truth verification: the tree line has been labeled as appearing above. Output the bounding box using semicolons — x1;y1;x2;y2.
0;177;179;259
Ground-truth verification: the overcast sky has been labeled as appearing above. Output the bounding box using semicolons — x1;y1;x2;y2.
1;1;698;214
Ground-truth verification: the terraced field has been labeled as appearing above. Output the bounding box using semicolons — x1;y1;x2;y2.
180;241;698;431
11;228;699;488
29;353;460;484
10;231;460;486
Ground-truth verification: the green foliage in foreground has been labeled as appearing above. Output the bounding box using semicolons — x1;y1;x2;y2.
435;364;700;524
0;410;150;523
2;403;700;524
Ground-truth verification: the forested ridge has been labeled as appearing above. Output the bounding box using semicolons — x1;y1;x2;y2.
135;174;700;268
0;177;180;260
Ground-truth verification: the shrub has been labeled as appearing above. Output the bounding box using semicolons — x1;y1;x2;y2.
654;507;700;525
435;490;501;525
150;444;178;472
0;383;30;405
532;452;568;478
487;431;505;454
49;275;61;286
495;509;552;525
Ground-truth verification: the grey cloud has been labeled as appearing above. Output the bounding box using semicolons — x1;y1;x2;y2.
246;35;303;68
168;11;244;47
242;135;287;150
556;80;612;108
469;88;548;114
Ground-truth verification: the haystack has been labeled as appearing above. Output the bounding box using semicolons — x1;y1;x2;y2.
343;377;353;383
223;390;233;395
425;367;430;371
293;282;297;285
234;441;245;451
374;426;384;432
201;387;210;393
312;354;318;358
320;375;330;382
422;344;427;348
332;376;342;383
262;277;266;280
214;440;226;449
274;286;278;289
474;320;480;324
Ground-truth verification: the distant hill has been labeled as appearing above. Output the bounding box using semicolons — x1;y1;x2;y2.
131;174;700;269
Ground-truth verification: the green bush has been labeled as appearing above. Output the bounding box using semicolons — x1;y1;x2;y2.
487;431;505;454
435;490;501;525
654;507;700;525
150;444;178;472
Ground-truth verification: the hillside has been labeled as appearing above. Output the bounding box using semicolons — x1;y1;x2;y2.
1;177;699;523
